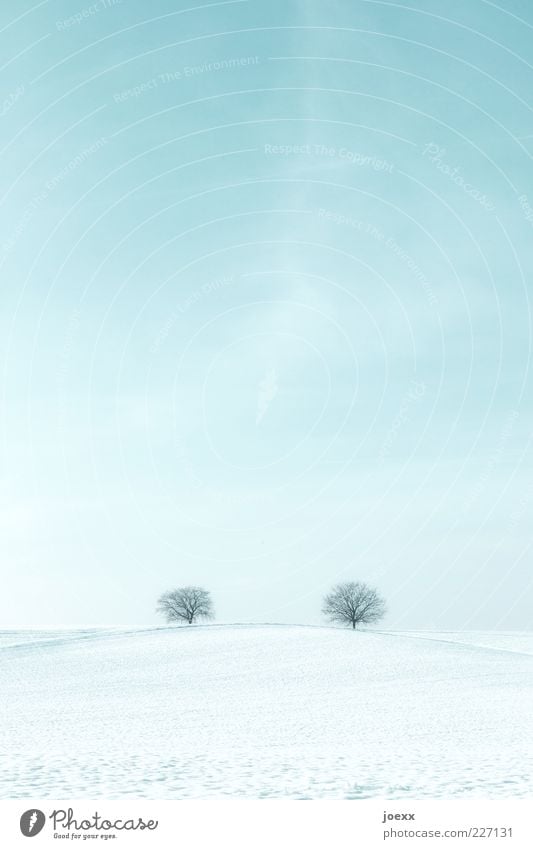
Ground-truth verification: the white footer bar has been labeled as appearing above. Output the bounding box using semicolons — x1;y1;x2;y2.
1;799;531;848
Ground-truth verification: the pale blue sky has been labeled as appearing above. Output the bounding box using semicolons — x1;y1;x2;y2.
1;0;532;629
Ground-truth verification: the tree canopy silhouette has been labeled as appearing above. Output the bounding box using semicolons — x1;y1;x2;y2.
157;586;214;625
322;581;386;629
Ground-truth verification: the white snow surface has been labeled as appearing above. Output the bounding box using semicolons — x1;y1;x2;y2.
1;624;532;799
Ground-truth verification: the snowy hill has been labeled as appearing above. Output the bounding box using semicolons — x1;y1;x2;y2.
1;625;532;799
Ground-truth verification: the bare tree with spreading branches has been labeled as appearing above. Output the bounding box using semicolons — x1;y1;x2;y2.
157;586;214;625
322;581;386;629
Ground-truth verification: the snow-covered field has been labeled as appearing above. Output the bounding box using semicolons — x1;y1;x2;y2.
1;625;532;799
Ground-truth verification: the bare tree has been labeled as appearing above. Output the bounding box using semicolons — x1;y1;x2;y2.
157;586;214;625
322;581;386;629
